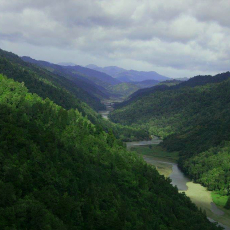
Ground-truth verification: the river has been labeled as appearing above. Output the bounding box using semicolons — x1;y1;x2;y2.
98;100;115;119
99;102;230;229
126;138;230;230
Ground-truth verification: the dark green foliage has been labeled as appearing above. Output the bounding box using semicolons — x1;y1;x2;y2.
110;72;230;196
182;143;230;194
0;48;105;111
101;120;150;142
0;48;149;142
225;197;230;209
21;56;112;99
0;75;221;229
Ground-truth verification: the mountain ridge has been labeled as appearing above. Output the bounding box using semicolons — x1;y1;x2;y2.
86;64;170;82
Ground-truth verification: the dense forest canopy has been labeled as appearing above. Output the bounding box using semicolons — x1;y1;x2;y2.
0;74;221;229
0;50;105;111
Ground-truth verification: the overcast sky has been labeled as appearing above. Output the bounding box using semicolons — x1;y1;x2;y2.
0;0;230;78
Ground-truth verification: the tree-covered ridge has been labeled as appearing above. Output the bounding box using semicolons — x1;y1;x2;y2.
21;56;146;99
110;73;230;204
0;48;105;111
182;142;230;194
21;56;111;100
0;74;221;229
115;72;230;109
0;48;149;142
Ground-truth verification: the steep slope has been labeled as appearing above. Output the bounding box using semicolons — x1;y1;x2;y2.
22;57;143;99
110;72;230;201
23;57;143;99
0;74;221;230
63;65;120;86
21;56;110;99
87;64;170;82
0;49;105;111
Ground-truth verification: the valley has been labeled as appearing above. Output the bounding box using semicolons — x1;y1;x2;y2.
100;100;230;229
0;47;226;230
98;100;116;119
2;2;230;229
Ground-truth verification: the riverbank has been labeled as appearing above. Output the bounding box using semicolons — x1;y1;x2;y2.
184;183;230;230
130;143;230;230
131;145;178;177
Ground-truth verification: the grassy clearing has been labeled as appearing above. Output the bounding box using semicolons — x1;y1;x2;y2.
131;145;179;162
141;155;173;177
212;192;229;208
184;182;230;229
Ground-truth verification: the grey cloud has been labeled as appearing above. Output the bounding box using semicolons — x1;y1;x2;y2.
0;0;229;78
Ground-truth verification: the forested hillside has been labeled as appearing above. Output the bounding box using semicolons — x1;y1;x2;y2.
0;49;150;142
22;56;143;99
0;49;106;111
110;72;230;205
0;74;221;229
21;56;111;100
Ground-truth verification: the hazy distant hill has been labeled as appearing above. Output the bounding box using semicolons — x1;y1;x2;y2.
0;49;107;111
23;57;120;87
58;62;76;66
21;56;111;101
87;64;170;82
87;64;126;78
64;65;120;86
22;57;146;99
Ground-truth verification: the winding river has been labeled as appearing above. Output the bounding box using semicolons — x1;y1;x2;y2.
99;102;230;229
126;138;230;230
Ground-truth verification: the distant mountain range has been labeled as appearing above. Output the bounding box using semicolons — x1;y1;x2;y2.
58;62;76;66
22;58;186;99
86;64;170;82
21;58;171;99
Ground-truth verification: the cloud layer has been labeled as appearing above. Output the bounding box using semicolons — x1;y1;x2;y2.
0;0;230;78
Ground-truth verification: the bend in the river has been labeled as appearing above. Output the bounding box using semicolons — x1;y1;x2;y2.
126;137;230;230
99;100;230;229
